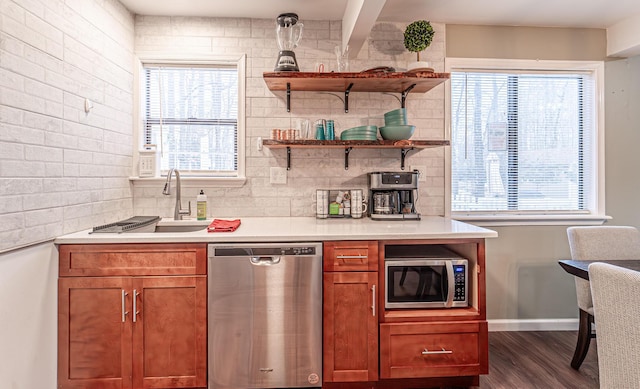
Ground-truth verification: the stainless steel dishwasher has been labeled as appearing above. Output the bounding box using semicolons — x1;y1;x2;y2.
208;242;323;389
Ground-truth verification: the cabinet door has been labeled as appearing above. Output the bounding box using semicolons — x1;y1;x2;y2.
58;277;133;389
323;271;378;382
132;276;207;389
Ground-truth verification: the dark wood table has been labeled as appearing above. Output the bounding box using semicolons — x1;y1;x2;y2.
558;259;640;280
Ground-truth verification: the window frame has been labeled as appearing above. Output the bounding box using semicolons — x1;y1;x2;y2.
132;53;246;187
444;58;609;226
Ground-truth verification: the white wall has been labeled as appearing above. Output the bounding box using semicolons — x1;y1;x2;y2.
0;243;58;389
132;17;448;218
0;0;136;253
1;1;136;387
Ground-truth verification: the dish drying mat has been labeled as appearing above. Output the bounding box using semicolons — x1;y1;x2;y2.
90;216;161;233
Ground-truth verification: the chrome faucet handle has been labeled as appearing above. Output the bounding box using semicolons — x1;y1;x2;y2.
178;201;191;216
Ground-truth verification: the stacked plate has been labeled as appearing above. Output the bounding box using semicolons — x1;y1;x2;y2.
383;108;407;125
380;108;414;140
340;125;378;140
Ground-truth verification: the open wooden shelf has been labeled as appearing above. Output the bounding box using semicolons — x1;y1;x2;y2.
263;71;450;112
263;71;449;93
262;139;449;148
262;139;450;170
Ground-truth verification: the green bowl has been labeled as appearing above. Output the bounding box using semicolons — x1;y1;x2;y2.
379;125;415;140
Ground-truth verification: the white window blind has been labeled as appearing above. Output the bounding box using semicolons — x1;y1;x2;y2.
143;64;239;175
450;69;596;214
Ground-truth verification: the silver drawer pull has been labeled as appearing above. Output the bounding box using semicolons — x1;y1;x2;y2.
336;255;368;259
421;348;453;355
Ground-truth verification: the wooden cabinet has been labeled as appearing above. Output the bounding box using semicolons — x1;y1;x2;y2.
323;241;379;383
322;239;488;388
378;239;489;387
58;244;207;389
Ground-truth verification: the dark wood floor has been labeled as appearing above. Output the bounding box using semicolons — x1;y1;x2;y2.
479;331;599;388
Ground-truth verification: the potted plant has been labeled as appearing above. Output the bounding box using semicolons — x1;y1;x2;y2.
404;20;435;71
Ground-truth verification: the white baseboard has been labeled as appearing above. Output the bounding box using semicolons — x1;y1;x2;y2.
488;319;578;332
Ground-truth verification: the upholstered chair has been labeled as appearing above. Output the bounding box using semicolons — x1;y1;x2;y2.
589;262;640;388
566;226;640;369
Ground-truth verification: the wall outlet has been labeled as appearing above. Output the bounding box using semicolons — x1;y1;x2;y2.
412;165;427;182
270;167;287;184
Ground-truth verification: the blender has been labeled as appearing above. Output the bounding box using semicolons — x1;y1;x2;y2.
274;13;303;72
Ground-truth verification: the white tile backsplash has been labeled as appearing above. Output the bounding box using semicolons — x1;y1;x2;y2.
132;16;446;220
1;4;448;251
0;0;135;251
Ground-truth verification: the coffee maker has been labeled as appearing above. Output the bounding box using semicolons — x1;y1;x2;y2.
368;171;420;220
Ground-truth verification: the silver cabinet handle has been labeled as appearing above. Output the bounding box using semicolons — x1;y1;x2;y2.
371;284;376;317
121;290;129;322
421;347;453;355
336;255;368;259
133;289;140;323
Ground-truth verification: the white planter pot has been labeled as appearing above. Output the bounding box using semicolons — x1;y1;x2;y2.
407;61;431;71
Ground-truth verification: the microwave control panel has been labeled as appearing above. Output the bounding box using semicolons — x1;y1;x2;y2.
453;264;467;301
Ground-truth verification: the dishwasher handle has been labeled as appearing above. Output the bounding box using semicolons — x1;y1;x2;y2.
250;256;281;265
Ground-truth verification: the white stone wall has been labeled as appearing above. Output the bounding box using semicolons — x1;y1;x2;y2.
0;0;135;251
133;17;447;219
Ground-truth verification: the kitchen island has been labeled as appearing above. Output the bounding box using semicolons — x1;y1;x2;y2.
55;216;496;389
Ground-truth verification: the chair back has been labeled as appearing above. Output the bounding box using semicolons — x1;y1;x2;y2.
567;226;640;312
589;262;640;388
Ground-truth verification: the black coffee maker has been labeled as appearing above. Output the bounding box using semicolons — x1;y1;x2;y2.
368;171;420;220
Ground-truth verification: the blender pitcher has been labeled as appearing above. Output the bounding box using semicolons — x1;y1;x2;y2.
274;13;304;72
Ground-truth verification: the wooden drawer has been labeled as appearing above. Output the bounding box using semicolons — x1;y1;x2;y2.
379;321;488;379
324;241;378;272
58;243;207;277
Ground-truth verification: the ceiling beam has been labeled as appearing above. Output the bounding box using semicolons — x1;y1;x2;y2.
607;13;640;57
341;0;386;58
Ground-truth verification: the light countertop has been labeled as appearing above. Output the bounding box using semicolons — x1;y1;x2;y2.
54;216;497;244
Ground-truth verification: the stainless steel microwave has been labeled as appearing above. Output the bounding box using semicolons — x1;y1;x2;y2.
385;257;468;309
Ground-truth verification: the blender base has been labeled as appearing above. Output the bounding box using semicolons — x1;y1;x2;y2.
275;50;300;72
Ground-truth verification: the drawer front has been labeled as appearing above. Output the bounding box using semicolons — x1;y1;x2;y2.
59;243;207;276
324;241;378;272
380;321;488;378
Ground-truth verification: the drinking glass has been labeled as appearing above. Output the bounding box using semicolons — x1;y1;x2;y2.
335;45;349;72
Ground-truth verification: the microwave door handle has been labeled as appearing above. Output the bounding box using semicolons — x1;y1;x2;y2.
445;261;454;308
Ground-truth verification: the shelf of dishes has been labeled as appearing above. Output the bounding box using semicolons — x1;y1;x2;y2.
262;71;450;112
261;139;450;170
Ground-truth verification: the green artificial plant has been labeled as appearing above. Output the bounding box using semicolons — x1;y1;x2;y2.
403;20;435;62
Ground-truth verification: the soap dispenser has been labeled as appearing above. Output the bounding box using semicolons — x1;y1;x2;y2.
197;190;207;220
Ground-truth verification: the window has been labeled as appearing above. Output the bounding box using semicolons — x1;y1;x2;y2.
447;59;605;223
141;58;245;178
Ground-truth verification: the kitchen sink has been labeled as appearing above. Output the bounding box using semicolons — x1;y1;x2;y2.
153;224;208;233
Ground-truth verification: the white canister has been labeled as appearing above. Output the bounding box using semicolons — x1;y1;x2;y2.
350;189;367;218
316;190;329;218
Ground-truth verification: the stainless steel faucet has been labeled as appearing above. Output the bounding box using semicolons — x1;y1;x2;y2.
162;168;191;220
